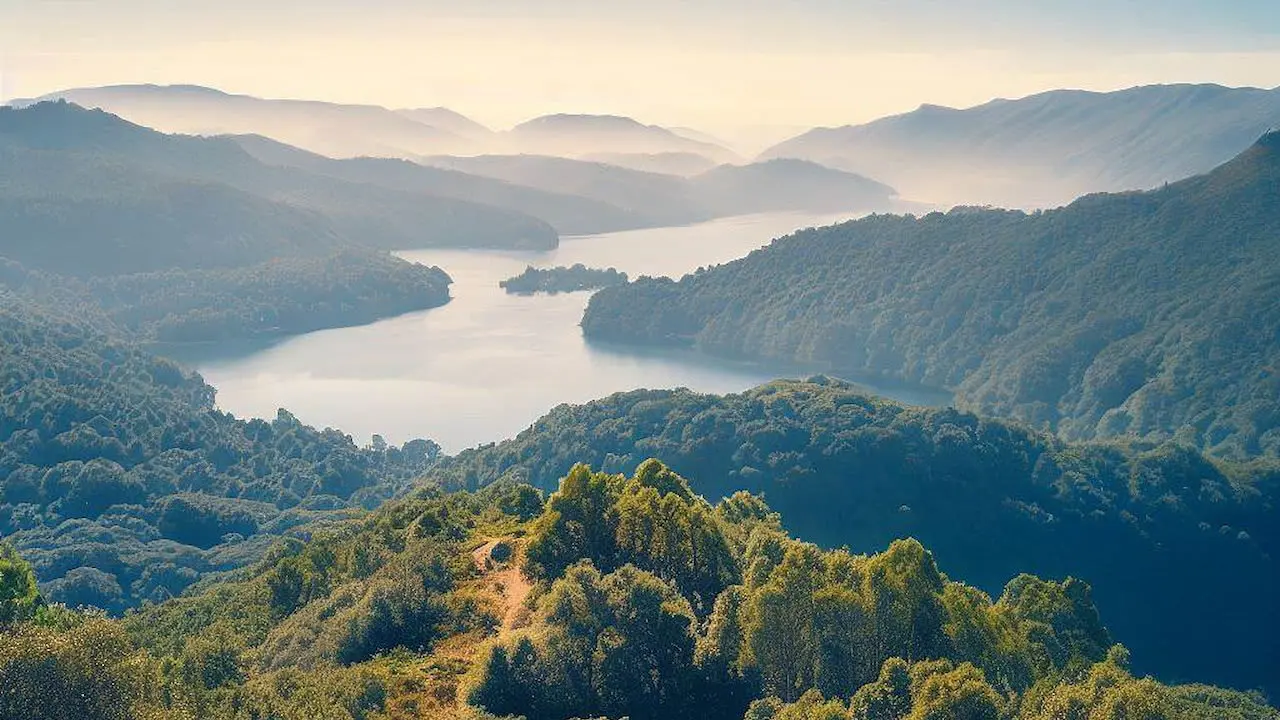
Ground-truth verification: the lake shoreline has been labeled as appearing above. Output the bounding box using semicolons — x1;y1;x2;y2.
179;211;945;452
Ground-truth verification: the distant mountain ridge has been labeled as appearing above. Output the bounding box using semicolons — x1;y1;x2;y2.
12;84;743;164
395;106;494;139
508;113;741;162
0;101;557;274
426;154;899;227
762;83;1280;207
228;133;653;235
580;151;720;176
14;84;478;159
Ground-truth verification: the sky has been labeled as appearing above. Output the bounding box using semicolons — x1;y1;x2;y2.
2;0;1278;146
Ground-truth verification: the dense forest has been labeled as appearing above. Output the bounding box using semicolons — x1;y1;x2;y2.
1;461;1274;719
85;252;451;342
500;264;629;295
425;380;1279;695
3;90;1278;720
0;295;440;611
2;252;452;343
584;132;1280;459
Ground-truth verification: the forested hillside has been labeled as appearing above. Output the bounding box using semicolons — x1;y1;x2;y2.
0;295;440;611
1;252;452;343
425;380;1280;695
762;83;1280;207
1;461;1273;719
585;132;1280;459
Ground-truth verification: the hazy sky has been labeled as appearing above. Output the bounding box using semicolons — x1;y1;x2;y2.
2;0;1278;144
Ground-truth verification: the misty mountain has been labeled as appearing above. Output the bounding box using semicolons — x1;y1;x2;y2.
582;151;720;176
427;154;898;228
585;132;1280;459
0;102;557;275
669;126;738;149
507;113;742;162
425;154;713;227
762;83;1280;207
690;158;897;215
395;106;494;140
230;134;651;234
14;84;481;158
15;85;752;166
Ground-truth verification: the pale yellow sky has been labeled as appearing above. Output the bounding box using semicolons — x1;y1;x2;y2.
2;2;1278;145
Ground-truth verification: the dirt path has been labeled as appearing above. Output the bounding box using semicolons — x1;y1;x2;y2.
472;539;533;634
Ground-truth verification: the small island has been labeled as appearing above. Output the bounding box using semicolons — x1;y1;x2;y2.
499;263;629;295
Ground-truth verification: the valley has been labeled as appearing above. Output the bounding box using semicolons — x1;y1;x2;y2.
2;56;1279;720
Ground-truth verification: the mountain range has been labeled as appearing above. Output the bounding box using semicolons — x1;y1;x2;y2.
15;84;743;164
0;101;557;274
762;83;1280;207
425;154;898;227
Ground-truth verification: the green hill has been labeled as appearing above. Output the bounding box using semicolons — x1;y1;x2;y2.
0;294;440;611
424;380;1280;696
1;460;1273;719
584;132;1280;459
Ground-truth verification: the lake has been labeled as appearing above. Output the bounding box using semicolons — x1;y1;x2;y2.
180;212;950;452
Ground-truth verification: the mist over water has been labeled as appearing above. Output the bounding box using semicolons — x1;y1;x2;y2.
176;212;947;452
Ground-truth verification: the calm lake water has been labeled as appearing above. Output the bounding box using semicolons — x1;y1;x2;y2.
179;212;948;452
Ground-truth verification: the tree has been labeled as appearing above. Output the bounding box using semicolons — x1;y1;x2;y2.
525;465;622;579
0;543;41;626
0;619;168;720
741;543;825;701
906;661;1002;720
850;658;912;720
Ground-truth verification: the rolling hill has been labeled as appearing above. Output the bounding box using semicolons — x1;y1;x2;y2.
423;379;1280;697
0;294;441;611
6;456;1271;718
